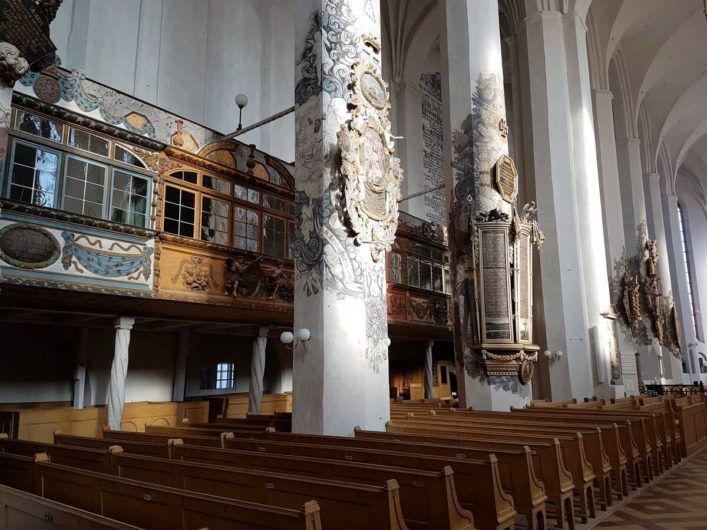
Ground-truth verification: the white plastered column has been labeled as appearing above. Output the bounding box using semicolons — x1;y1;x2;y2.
645;173;683;382
73;328;89;409
248;327;269;415
664;193;700;382
563;12;613;398
518;9;593;401
172;331;189;402
592;88;638;394
107;317;135;431
441;0;530;410
424;341;434;400
292;0;390;434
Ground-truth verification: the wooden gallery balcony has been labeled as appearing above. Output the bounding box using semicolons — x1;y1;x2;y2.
0;93;451;333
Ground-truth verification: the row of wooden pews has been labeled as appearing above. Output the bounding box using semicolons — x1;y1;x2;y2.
387;393;707;529
0;395;704;530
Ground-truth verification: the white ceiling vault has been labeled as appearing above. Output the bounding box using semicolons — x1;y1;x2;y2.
587;0;707;198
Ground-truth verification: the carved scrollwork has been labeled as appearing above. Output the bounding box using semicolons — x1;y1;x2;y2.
338;63;403;262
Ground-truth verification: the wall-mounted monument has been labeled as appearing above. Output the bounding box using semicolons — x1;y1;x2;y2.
443;0;542;409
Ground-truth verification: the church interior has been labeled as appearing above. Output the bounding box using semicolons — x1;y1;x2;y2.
0;0;706;528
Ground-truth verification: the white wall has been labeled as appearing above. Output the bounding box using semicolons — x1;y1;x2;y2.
50;0;295;162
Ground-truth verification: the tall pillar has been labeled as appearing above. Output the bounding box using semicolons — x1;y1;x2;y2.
248;327;269;415
73;328;88;409
0;43;29;169
664;194;699;381
424;341;434;400
442;0;537;410
616;138;646;251
292;0;394;434
172;331;189;402
107;317;134;431
562;12;613;398
519;9;593;401
645;172;682;382
592;88;638;394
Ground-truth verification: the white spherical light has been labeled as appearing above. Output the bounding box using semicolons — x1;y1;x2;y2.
235;93;249;108
296;328;311;342
280;331;294;344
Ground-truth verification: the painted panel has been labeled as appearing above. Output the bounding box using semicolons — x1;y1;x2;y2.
0;210;154;294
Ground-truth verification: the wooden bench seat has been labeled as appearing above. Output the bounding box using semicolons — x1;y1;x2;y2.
259;431;547;530
55;433;171;458
387;416;589;527
422;409;617;510
145;425;264;437
110;451;407;530
169;443;477;530
220;436;512;530
103;428;227;448
0;453;323;530
0;483;145;529
373;424;576;529
0;438;117;474
512;407;669;475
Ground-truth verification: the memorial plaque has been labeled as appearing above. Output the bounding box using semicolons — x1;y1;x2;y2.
0;0;59;70
480;227;512;341
0;223;60;268
494;154;518;203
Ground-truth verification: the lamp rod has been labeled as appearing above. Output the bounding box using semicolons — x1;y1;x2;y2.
220;105;296;141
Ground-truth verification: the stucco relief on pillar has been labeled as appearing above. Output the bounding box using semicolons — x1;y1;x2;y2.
610;221;681;357
450;73;542;386
293;1;398;372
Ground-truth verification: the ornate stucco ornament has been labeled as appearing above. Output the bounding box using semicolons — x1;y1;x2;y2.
338;61;403;262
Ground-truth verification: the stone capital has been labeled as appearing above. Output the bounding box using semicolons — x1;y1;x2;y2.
114;317;135;331
0;42;29;87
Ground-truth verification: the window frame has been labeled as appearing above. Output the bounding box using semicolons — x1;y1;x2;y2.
7;138;62;209
109;167;153;229
60;153;110;220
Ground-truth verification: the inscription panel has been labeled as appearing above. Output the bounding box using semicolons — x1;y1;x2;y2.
480;227;512;341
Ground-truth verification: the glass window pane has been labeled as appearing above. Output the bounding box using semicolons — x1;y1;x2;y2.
68;127;110;156
170;170;198;184
15;111;62;142
420;261;432;290
9;142;59;208
390;252;402;284
111;170;150;227
263;214;286;257
62;156;106;218
114;145;146;168
234;206;259;252
201;196;229;245
432;264;444;292
408;257;420;287
203;175;231;194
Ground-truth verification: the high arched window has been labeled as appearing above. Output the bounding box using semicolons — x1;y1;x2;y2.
677;202;701;341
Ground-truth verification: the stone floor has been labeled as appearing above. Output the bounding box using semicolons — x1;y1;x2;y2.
588;448;707;529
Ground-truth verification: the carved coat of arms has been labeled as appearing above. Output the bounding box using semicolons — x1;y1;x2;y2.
338;62;404;261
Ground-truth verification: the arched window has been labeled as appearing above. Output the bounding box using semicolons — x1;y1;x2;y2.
161;168;294;259
677;203;701;341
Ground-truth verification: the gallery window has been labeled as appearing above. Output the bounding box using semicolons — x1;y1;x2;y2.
162;168;294;258
8;141;60;208
163;185;196;238
388;238;449;294
62;155;107;218
5;109;154;228
199;361;236;391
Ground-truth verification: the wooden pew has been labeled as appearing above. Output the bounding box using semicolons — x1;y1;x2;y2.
55;433;171;459
220;436;512;530
671;399;707;456
103;428;226;448
145;425;264;437
111;451;408;530
372;424;576;529
0;438;117;474
422;409;616;509
513;406;671;475
170;443;478;530
387;416;589;526
32;460;324;530
0;484;145;530
258;431;547;530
